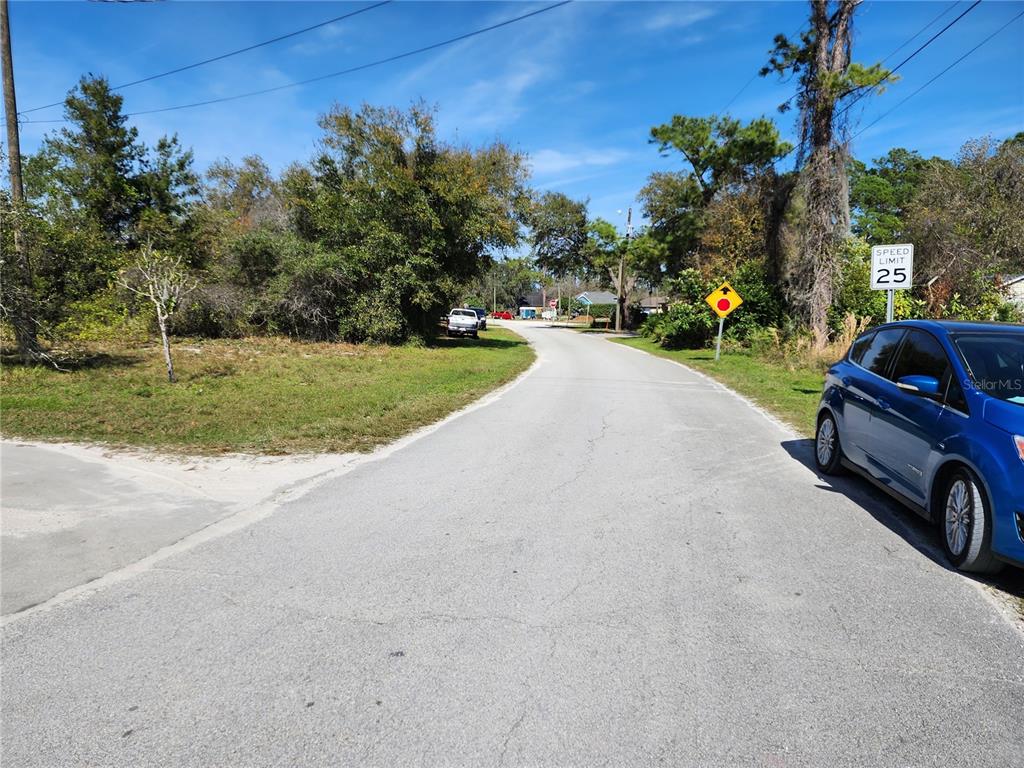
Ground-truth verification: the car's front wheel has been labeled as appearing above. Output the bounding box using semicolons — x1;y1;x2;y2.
940;468;1002;574
814;412;845;475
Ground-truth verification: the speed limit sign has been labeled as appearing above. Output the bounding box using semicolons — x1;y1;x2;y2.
870;244;914;290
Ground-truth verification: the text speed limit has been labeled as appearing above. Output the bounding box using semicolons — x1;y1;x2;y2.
871;244;914;291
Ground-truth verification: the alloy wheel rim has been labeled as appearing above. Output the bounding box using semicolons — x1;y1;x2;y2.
816;418;835;466
945;479;971;556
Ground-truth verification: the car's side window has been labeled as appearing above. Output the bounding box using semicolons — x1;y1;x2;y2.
849;332;874;364
859;328;905;377
889;330;948;383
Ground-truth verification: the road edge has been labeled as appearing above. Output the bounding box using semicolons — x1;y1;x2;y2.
603;333;1024;636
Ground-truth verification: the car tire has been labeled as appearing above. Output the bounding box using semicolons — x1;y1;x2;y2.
939;468;1003;574
814;412;845;476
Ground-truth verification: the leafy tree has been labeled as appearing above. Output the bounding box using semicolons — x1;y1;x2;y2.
848;148;939;244
696;188;767;279
20;76;197;332
205;154;281;227
468;257;542;310
526;191;588;278
649;115;793;205
25;76;145;242
907;136;1024;315
281;102;529;342
641;115;791;278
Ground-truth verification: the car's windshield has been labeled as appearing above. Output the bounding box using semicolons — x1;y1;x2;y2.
952;332;1024;405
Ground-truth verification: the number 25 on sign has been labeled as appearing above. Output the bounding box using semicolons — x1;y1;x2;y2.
705;282;743;361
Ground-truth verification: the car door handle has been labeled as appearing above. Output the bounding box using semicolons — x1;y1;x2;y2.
876;397;891;411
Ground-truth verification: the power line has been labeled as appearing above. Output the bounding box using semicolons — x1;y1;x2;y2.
837;0;981;118
851;7;1024;142
877;0;961;64
21;1;572;123
20;1;392;115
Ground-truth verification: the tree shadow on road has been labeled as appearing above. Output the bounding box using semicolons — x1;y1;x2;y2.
781;438;1024;601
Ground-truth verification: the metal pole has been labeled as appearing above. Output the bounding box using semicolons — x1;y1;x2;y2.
715;317;724;361
886;289;894;323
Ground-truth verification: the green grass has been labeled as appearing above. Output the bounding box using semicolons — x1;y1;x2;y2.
612;337;825;436
0;327;533;455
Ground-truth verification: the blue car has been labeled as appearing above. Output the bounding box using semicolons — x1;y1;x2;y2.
815;320;1024;573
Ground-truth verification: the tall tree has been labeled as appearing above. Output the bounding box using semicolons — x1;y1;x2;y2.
762;0;890;343
641;114;791;279
31;76;145;242
21;76;198;328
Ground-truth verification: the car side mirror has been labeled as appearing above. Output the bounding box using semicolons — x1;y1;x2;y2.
896;375;941;399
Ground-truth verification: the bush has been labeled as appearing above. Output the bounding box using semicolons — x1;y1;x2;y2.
641;301;716;348
722;258;786;341
52;290;150;343
586;303;616;319
174;282;254;338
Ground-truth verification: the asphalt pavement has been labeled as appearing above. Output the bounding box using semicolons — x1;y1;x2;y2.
2;322;1022;767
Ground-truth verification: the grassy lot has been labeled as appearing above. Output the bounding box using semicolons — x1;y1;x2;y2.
612;337;825;436
1;327;533;454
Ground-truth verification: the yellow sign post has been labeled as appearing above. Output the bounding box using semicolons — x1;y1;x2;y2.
704;281;743;360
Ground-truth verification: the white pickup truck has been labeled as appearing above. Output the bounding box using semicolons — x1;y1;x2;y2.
446;308;479;338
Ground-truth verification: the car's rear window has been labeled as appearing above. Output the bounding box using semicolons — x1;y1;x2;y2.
849;332;874;364
952;332;1024;405
451;309;475;317
858;328;905;377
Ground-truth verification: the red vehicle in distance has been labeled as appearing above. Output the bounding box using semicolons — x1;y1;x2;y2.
491;310;514;320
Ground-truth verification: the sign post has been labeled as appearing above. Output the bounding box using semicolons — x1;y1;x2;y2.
870;244;914;323
705;281;743;361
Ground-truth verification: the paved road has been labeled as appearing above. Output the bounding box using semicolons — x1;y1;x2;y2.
3;324;1022;767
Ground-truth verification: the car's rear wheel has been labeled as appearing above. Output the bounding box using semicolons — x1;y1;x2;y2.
814;412;845;475
940;468;1002;574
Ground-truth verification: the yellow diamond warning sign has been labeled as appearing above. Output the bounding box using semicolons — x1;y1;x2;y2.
705;282;743;319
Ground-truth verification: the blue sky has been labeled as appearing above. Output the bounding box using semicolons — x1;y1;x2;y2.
9;0;1024;227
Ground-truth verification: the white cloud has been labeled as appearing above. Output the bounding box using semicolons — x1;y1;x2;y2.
643;6;714;32
529;147;630;176
288;22;351;56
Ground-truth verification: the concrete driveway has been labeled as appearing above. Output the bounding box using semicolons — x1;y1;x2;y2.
2;322;1022;767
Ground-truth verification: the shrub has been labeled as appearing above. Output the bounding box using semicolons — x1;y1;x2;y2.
174;282;254;338
641;301;716;348
586;303;616;319
52;290;150;344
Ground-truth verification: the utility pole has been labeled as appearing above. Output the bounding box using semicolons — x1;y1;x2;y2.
1;0;38;360
615;207;632;333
